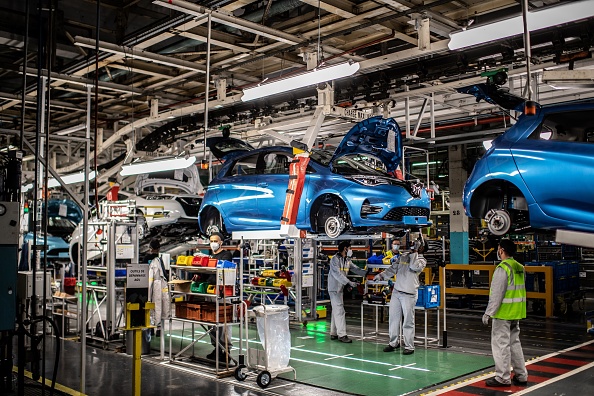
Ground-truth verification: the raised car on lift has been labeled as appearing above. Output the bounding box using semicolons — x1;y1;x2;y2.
462;89;594;235
198;116;432;238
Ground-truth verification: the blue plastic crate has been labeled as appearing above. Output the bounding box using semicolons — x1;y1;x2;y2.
416;285;440;308
554;277;568;294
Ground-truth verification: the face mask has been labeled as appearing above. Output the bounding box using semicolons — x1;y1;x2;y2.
392;244;399;251
496;249;502;260
210;242;220;252
346;249;353;258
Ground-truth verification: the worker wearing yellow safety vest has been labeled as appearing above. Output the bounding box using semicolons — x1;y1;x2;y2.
483;239;528;387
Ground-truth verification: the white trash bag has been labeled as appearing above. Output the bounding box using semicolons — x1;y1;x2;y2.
253;305;290;370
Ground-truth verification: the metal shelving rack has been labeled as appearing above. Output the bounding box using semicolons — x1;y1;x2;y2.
167;264;241;377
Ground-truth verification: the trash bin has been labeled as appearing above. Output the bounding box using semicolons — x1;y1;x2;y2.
252;305;290;370
125;329;152;355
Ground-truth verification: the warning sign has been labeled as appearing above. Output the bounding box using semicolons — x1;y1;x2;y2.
127;264;148;289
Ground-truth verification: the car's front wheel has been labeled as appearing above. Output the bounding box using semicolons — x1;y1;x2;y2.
484;209;512;236
311;195;350;238
199;206;226;237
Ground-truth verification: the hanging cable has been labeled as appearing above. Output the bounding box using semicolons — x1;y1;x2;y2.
317;0;321;66
19;0;30;152
94;0;100;208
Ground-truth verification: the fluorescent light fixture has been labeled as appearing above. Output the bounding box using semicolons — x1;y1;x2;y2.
120;156;196;177
48;171;97;188
241;62;360;102
483;140;493;150
448;0;594;50
412;161;439;167
22;171;97;192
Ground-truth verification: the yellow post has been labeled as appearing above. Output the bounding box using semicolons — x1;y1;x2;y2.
132;329;142;396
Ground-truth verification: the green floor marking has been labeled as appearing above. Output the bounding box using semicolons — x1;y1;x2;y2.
158;319;494;395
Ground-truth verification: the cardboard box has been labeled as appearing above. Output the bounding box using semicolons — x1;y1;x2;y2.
169;279;191;293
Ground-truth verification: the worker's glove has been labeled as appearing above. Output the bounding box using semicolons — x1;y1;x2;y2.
412;239;422;252
390;255;400;264
482;314;490;326
373;274;382;282
349;281;359;288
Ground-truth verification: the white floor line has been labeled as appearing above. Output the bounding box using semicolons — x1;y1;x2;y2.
513;361;594;395
389;363;418;371
289;357;404;380
158;360;293;395
324;353;353;361
425;339;594;395
292;348;430;372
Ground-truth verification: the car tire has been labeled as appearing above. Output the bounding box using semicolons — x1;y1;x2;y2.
312;195;350;237
200;206;226;236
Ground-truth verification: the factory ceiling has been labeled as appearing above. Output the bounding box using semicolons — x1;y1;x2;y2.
0;0;593;185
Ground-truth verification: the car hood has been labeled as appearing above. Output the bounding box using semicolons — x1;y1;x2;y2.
330;116;402;173
206;136;255;161
456;83;526;112
135;165;202;195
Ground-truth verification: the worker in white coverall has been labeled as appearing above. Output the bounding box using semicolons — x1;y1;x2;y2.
483;238;528;387
328;240;367;343
147;238;170;337
374;236;427;355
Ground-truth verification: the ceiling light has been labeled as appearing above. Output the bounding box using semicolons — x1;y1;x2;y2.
448;0;594;50
22;171;97;192
241;62;360;102
47;171;97;188
120;156;197;177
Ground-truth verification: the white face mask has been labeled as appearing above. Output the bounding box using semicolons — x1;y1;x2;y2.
346;249;353;258
392;244;399;251
496;249;502;261
210;242;220;252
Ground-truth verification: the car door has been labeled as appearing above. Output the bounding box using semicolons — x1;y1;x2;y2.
511;109;594;227
256;151;301;227
213;152;264;228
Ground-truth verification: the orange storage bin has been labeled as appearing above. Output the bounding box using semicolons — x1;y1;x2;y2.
186;303;201;320
175;301;188;318
207;258;217;267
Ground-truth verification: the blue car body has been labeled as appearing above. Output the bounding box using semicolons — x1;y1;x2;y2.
199;117;431;237
23;199;82;259
463;102;594;234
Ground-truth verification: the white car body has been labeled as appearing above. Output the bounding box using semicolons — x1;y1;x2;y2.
69;169;202;263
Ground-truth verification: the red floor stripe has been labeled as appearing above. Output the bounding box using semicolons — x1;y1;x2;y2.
526;374;554;383
529;364;571;375
440;390;479;396
546;357;589;367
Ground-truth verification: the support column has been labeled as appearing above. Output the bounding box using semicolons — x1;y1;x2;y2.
448;145;468;264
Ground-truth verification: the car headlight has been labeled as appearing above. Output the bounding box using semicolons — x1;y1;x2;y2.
361;204;383;215
349;176;389;186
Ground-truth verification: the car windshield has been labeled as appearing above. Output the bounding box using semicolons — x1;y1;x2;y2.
310;149;389;176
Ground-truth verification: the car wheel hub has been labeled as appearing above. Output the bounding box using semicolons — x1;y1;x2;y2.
324;216;345;238
485;209;511;236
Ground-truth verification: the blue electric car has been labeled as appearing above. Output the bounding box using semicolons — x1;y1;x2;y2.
463;99;594;235
198;116;432;238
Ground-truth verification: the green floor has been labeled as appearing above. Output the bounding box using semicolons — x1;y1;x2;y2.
156;320;494;395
